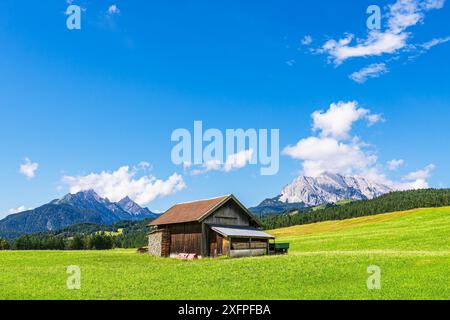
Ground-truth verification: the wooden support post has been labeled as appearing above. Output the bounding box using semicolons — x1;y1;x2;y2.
201;223;207;257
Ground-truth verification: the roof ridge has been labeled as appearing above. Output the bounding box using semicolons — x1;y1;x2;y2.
173;194;232;206
150;194;262;227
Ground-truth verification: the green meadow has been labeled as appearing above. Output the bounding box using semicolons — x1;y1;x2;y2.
1;207;450;300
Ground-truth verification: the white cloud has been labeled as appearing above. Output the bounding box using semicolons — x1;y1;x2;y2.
191;160;222;175
320;32;407;64
223;149;254;172
423;0;445;10
398;179;429;189
358;166;429;190
190;149;254;175
366;113;385;126
283;101;435;189
389;164;436;190
286;59;296;66
108;4;120;15
387;159;405;170
20;158;39;179
284;101;382;176
421;36;450;50
362;162;436;190
62;165;186;206
301;35;313;45
283;136;377;177
316;0;446;64
136;161;152;171
350;63;389;84
8;206;32;214
311;101;383;139
406;36;450;60
403;164;435;180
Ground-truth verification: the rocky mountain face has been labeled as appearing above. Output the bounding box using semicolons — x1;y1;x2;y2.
117;196;154;217
250;172;392;215
278;172;392;206
0;190;158;237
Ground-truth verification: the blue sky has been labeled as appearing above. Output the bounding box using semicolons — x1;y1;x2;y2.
0;0;449;217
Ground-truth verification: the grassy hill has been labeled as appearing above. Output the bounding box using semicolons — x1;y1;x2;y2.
262;188;450;229
270;207;450;252
1;207;450;299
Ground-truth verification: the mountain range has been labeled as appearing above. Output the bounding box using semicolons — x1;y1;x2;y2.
250;172;393;215
0;173;393;238
0;190;158;238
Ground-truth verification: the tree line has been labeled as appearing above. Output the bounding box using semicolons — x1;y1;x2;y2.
0;233;113;250
0;219;151;250
262;189;450;230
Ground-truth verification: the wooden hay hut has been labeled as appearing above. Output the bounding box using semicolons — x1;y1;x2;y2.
148;195;275;258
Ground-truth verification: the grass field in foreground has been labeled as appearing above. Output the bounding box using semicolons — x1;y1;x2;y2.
1;207;450;300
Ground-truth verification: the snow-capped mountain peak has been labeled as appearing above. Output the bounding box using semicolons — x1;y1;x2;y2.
278;172;392;206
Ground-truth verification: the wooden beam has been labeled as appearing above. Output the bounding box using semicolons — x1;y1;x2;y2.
201;223;208;257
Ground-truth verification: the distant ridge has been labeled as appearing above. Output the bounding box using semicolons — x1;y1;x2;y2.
251;172;392;215
261;188;450;230
0;190;158;238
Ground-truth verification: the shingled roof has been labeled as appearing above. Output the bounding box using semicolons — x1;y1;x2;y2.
150;194;260;226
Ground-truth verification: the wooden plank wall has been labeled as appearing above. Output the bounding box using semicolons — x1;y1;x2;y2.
203;199;255;227
168;222;202;255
